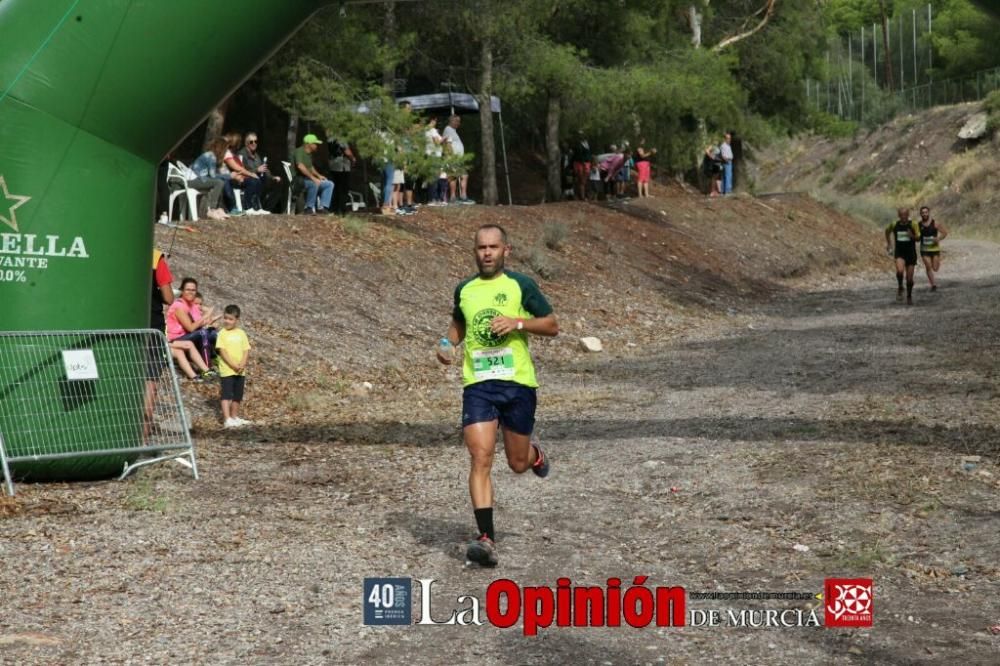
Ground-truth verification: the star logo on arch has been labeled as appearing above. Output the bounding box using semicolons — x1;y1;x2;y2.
0;175;31;232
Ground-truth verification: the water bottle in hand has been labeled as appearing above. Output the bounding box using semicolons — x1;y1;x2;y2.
437;338;456;364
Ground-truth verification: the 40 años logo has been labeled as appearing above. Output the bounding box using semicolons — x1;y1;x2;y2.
471;308;507;346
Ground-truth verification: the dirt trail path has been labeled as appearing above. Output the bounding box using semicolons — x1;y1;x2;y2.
3;242;1000;665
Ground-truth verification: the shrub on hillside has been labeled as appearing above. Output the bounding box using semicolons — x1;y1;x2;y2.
807;110;858;139
984;90;1000;134
542;221;568;251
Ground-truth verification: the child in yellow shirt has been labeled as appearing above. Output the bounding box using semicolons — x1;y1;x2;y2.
216;304;252;428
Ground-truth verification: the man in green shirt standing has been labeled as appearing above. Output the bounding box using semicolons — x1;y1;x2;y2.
437;224;559;567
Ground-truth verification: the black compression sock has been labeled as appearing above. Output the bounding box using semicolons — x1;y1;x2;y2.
907;281;914;298
896;272;904;288
474;508;495;541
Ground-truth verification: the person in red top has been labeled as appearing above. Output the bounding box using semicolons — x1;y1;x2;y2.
146;249;175;437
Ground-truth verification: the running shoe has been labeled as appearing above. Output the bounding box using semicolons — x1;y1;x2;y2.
930;285;937;292
466;534;498;567
896;289;904;302
223;418;242;429
232;417;253;426
906;296;913;306
531;441;549;478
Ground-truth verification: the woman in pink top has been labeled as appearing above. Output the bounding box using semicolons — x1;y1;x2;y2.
166;277;219;381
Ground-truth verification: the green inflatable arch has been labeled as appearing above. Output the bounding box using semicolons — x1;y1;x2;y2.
0;0;328;482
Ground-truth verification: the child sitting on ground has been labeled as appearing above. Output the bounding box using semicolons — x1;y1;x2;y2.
216;304;252;428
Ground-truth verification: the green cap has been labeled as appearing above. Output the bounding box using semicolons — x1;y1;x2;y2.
303;133;322;144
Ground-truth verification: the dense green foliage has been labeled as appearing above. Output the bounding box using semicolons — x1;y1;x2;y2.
230;0;1000;182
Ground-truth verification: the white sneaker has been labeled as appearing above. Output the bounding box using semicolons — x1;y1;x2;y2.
233;417;253;426
224;418;241;429
207;208;227;220
157;212;169;225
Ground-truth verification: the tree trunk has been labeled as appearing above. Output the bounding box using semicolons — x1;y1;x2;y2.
286;112;299;158
879;1;895;90
545;93;562;203
202;97;231;151
478;38;498;206
382;1;396;91
687;5;703;48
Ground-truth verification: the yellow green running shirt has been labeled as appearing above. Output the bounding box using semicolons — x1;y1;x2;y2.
453;271;553;388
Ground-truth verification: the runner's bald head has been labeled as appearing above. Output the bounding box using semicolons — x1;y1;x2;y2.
475;224;509;247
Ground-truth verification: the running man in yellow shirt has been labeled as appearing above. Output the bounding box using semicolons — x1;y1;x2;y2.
437;224;559;567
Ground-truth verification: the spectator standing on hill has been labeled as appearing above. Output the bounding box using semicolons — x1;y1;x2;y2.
293;134;333;215
217;304;252;429
145;248;175;436
615;149;634;199
587;161;601;201
702;144;722;197
635;139;656;198
443;115;473;204
599;146;625;199
570;131;592;201
327;136;356;215
378;129;397;215
425;114;449;205
720;132;734;194
239;132;284;213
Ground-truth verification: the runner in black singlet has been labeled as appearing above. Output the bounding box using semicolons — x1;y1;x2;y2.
917;205;948;291
884;207;920;305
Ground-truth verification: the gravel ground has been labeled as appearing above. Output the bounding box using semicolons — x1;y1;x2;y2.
2;239;999;665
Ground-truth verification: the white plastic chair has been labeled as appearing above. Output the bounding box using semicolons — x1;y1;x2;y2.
281;161;296;214
167;163;203;222
347;191;366;212
368;182;382;208
232;187;244;212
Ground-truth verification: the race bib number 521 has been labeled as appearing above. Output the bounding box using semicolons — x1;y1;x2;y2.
472;347;515;379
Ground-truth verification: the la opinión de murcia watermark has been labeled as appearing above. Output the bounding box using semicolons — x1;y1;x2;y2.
363;577;873;633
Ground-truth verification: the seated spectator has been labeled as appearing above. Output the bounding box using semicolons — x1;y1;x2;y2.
190;138;237;218
223;132;265;215
166;277;220;377
178;152;226;221
238;131;285;213
292;134;333;215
